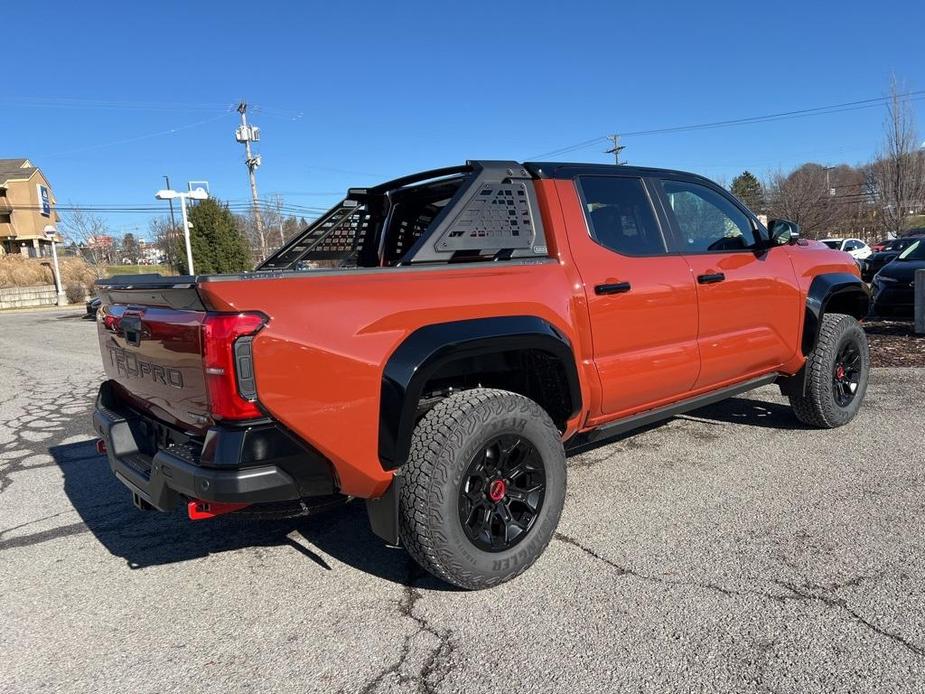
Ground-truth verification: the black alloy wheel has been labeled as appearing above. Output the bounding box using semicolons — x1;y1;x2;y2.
458;434;546;552
832;341;862;407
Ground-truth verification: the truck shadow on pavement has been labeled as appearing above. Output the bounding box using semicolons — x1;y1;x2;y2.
47;439;447;589
45;394;800;586
681;396;812;430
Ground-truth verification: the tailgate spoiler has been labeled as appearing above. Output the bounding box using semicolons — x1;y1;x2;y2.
96;274;206;311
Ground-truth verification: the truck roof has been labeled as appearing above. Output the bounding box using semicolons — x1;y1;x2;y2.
524;161;717;185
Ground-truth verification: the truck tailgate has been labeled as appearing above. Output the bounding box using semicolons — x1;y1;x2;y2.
98;303;210;432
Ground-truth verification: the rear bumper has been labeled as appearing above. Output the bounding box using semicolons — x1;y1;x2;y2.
92;381;337;512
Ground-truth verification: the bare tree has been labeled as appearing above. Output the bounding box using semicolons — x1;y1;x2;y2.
237;196;305;261
60;205;113;273
765;164;835;238
149;216;180;270
870;77;925;236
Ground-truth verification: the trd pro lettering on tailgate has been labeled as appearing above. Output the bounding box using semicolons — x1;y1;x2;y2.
107;345;184;388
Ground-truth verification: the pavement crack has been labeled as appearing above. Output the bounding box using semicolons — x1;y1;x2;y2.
776;580;925;658
555;531;745;599
358;561;456;694
556;533;924;660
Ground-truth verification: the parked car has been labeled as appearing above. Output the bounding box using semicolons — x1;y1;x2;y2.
860;237;921;282
91;161;870;589
820;237;872;260
84;296;101;319
870;238;925;320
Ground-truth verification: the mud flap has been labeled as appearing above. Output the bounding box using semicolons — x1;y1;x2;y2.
366;475;401;546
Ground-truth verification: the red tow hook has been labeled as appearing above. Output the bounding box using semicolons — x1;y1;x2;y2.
187;499;249;520
95;439;108;455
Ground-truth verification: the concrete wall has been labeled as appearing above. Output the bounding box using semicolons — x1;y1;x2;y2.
0;284;58;310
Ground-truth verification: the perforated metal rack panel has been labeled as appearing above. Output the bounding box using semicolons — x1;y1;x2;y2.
260;204;370;268
435;182;535;252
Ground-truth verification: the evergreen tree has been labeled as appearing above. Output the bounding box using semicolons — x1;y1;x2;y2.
179;198;252;275
730;171;765;213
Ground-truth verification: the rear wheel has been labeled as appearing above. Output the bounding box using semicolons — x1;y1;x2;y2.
399;388;566;590
789;313;869;428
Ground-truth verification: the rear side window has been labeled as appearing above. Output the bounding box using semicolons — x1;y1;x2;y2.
661;180;756;252
844;240;863;251
578;177;666;255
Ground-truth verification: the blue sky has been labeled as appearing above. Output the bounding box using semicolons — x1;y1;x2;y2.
4;0;923;238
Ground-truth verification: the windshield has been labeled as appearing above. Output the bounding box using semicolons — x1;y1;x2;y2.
822;240;841;250
897;239;925;261
885;238;913;252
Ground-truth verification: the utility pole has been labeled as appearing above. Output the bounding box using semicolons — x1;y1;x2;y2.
163;175;177;229
605;134;625;165
235;100;266;260
273;194;286;245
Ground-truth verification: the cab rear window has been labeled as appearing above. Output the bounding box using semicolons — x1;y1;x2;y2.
577;176;666;256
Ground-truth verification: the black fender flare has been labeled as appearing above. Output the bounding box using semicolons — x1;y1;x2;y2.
781;272;869;398
802;272;870;355
378;316;581;470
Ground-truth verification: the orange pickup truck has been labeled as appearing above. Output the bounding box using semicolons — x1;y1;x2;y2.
93;161;869;589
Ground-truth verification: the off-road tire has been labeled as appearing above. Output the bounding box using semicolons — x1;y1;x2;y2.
399;388;566;590
789;312;869;428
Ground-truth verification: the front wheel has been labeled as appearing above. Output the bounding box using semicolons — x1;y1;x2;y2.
789;313;870;428
399;388;566;590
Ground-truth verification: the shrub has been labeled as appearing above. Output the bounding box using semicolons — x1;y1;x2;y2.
59;257;99;296
64;283;86;304
0;254;52;287
0;254;99;296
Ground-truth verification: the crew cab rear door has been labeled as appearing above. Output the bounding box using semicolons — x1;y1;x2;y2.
654;176;801;389
557;174;700;419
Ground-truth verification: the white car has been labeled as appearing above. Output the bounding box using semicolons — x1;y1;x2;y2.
820;238;872;260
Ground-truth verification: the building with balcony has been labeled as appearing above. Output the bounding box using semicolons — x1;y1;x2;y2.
0;158;60;257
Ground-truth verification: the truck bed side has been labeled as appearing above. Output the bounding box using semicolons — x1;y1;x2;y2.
197;257;591;498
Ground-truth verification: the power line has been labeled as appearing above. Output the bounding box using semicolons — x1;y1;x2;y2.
0;96;235;112
527;90;925;160
39;111;234;159
618;91;925;138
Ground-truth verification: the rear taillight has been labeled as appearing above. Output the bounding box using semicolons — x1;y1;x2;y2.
201;312;267;420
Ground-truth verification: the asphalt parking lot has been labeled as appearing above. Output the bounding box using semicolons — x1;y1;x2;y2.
1;308;923;693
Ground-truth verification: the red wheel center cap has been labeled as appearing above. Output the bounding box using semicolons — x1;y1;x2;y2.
836;365;846;380
488;479;507;502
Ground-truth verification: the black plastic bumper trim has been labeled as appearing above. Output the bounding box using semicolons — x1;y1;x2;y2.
93;381;336;511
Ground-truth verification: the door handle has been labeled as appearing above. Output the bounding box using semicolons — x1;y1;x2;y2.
595;281;632;295
697;272;726;284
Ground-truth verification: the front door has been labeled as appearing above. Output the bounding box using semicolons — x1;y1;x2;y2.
656;178;802;389
559;175;700;419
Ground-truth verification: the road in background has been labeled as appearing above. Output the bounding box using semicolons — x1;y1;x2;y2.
1;310;923;693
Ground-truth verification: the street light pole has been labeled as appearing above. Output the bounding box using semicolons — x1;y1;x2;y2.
155;187;209;276
43;225;65;305
178;193;194;275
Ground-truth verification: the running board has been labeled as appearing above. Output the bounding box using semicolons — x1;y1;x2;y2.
565;374;778;455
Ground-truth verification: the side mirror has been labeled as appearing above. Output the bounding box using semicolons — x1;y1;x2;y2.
768;219;800;245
